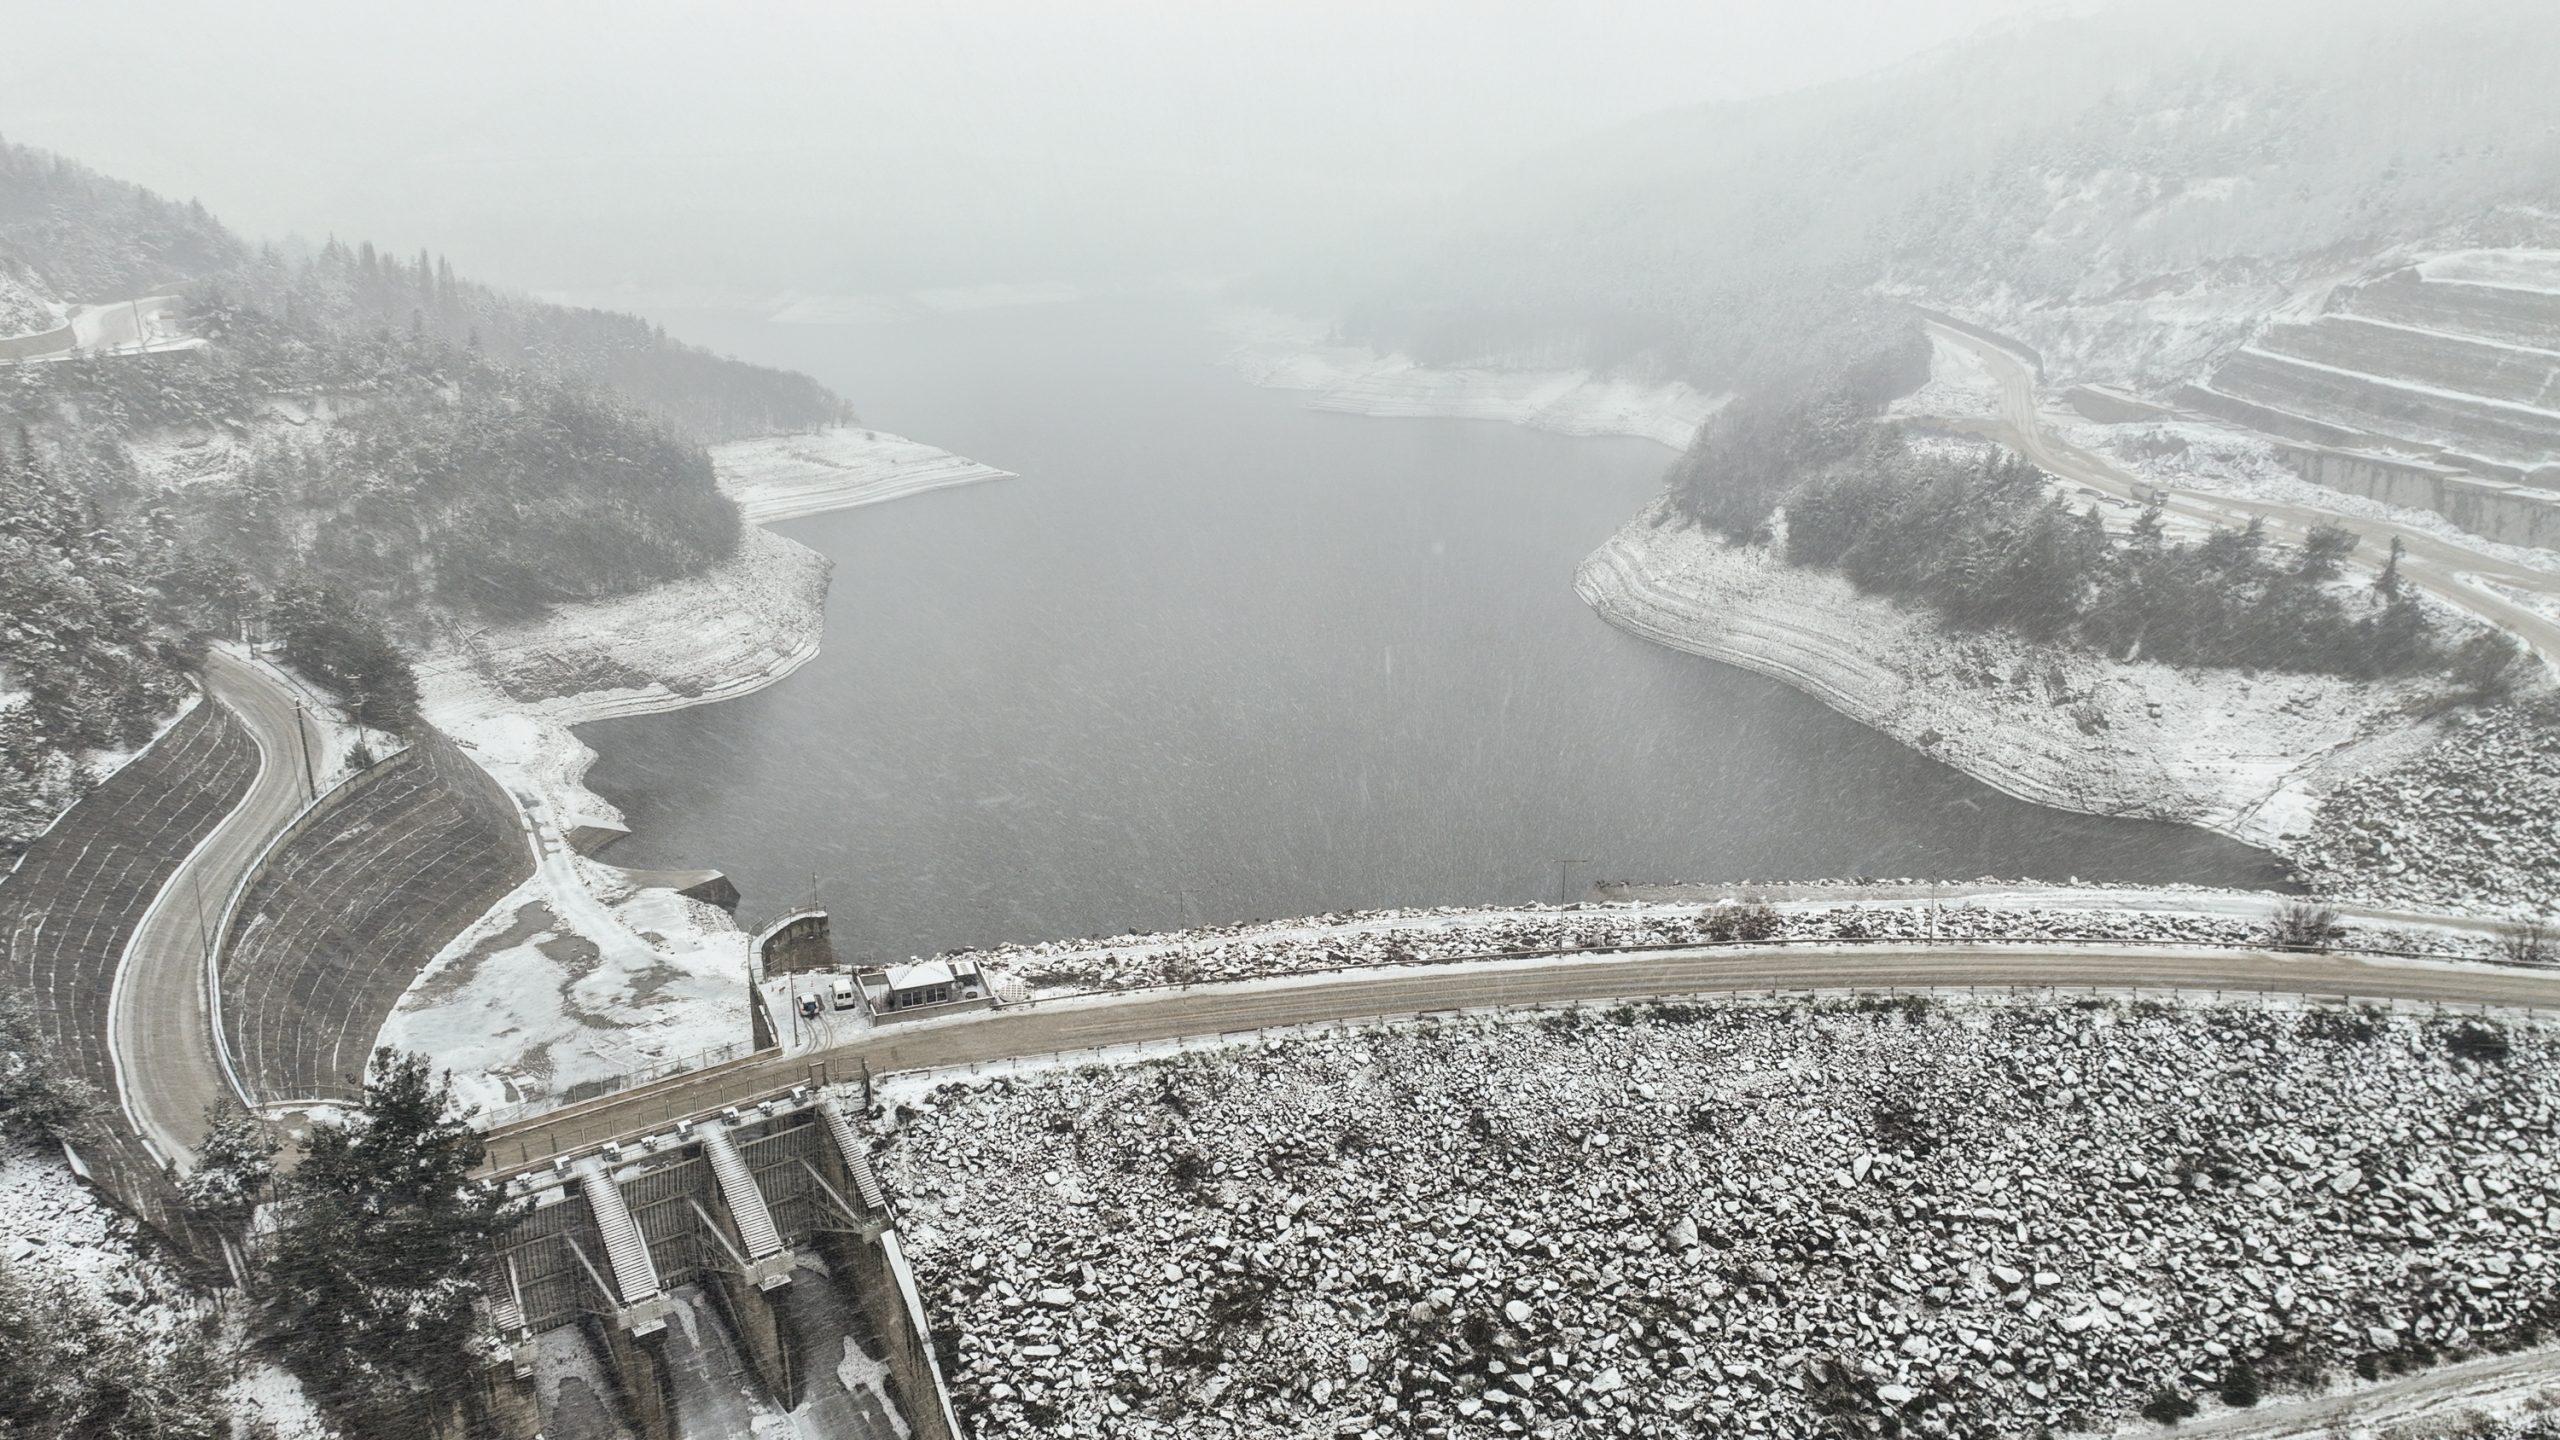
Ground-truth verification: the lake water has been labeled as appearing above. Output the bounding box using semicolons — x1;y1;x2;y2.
581;298;2284;959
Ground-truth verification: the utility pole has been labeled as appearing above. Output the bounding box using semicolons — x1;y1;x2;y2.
190;869;214;961
1556;857;1593;906
291;701;318;799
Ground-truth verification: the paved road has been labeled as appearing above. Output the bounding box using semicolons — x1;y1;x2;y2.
479;941;2560;1174
109;646;318;1167
1927;322;2560;673
0;295;185;363
2163;1342;2560;1438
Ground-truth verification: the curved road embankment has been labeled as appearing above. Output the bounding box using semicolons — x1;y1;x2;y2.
217;728;529;1108
108;646;314;1167
478;941;2560;1174
0;295;186;364
1927;320;2560;673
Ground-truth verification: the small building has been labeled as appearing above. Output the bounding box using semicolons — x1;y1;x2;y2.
858;956;993;1019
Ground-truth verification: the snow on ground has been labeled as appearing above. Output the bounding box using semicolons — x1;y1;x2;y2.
874;994;2560;1439
381;887;749;1115
226;1361;336;1439
3;689;202;859
0;1136;337;1434
1889;330;2005;421
2419;250;2560;295
0;1135;195;1323
392;431;1013;1111
1573;506;2437;861
2066;415;2560;580
2297;705;2560;915
390;529;822;1109
0;261;65;339
951;891;2516;1003
713;426;1014;525
1218;307;1727;452
417;524;831;845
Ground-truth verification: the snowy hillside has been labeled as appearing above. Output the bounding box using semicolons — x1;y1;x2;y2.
0;258;61;338
1275;0;2560;395
2193;253;2560;484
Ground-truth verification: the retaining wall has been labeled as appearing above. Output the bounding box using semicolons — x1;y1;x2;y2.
2276;443;2560;551
0;699;259;1269
216;726;532;1104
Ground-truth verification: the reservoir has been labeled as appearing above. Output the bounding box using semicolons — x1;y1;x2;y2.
581;298;2284;959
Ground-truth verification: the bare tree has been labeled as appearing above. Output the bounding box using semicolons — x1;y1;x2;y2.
2497;913;2555;968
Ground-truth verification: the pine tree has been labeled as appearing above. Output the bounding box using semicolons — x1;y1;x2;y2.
263;1049;513;1435
179;1100;278;1223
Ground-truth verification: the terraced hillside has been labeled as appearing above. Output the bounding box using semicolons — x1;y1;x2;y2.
2193;253;2560;487
218;730;527;1105
0;699;257;1260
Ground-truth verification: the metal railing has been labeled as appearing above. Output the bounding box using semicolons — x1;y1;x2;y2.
465;927;2554;1152
476;1040;760;1129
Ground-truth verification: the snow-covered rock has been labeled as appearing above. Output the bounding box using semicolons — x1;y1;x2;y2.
875;996;2560;1439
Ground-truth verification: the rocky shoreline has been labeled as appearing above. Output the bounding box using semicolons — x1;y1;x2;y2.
380;429;1013;1109
1574;505;2464;892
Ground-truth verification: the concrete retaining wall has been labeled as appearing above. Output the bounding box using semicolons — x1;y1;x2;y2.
215;725;534;1104
2276;443;2560;551
0;319;72;362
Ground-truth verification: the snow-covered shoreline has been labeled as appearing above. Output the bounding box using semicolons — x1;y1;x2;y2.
1219;307;1727;452
382;429;1013;1109
1574;507;2442;865
715;426;1013;525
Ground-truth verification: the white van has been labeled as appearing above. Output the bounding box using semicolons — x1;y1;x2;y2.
830;975;859;1012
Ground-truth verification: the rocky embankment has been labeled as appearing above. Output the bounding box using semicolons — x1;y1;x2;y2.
875;997;2560;1440
1220;309;1726;451
1573;508;2436;861
956;891;2505;1002
2298;704;2560;913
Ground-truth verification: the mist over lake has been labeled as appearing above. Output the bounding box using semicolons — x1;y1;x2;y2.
579;298;2283;957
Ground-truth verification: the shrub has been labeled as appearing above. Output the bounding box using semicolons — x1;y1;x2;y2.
2141;1389;2199;1425
2267;900;2344;953
2218;1360;2262;1409
2444;1019;2512;1064
2497;915;2555;968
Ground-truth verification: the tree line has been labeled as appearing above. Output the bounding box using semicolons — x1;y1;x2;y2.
0;135;848;845
0;1009;511;1440
1669;341;2511;691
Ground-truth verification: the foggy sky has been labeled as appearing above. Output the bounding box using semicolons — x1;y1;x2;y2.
1;0;2059;299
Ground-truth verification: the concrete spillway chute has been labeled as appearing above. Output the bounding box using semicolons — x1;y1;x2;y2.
570;1155;674;1336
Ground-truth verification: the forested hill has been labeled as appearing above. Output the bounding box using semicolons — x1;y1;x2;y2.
1260;0;2560;394
0;137;850;441
0;138;850;853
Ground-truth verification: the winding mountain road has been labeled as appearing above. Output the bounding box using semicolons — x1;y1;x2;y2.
108;645;316;1167
1927;321;2560;673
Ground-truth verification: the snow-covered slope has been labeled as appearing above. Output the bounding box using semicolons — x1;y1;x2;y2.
1574;508;2438;860
387;429;1015;1111
1279;0;2560;398
2192;254;2560;484
0;260;63;339
712;426;1013;525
